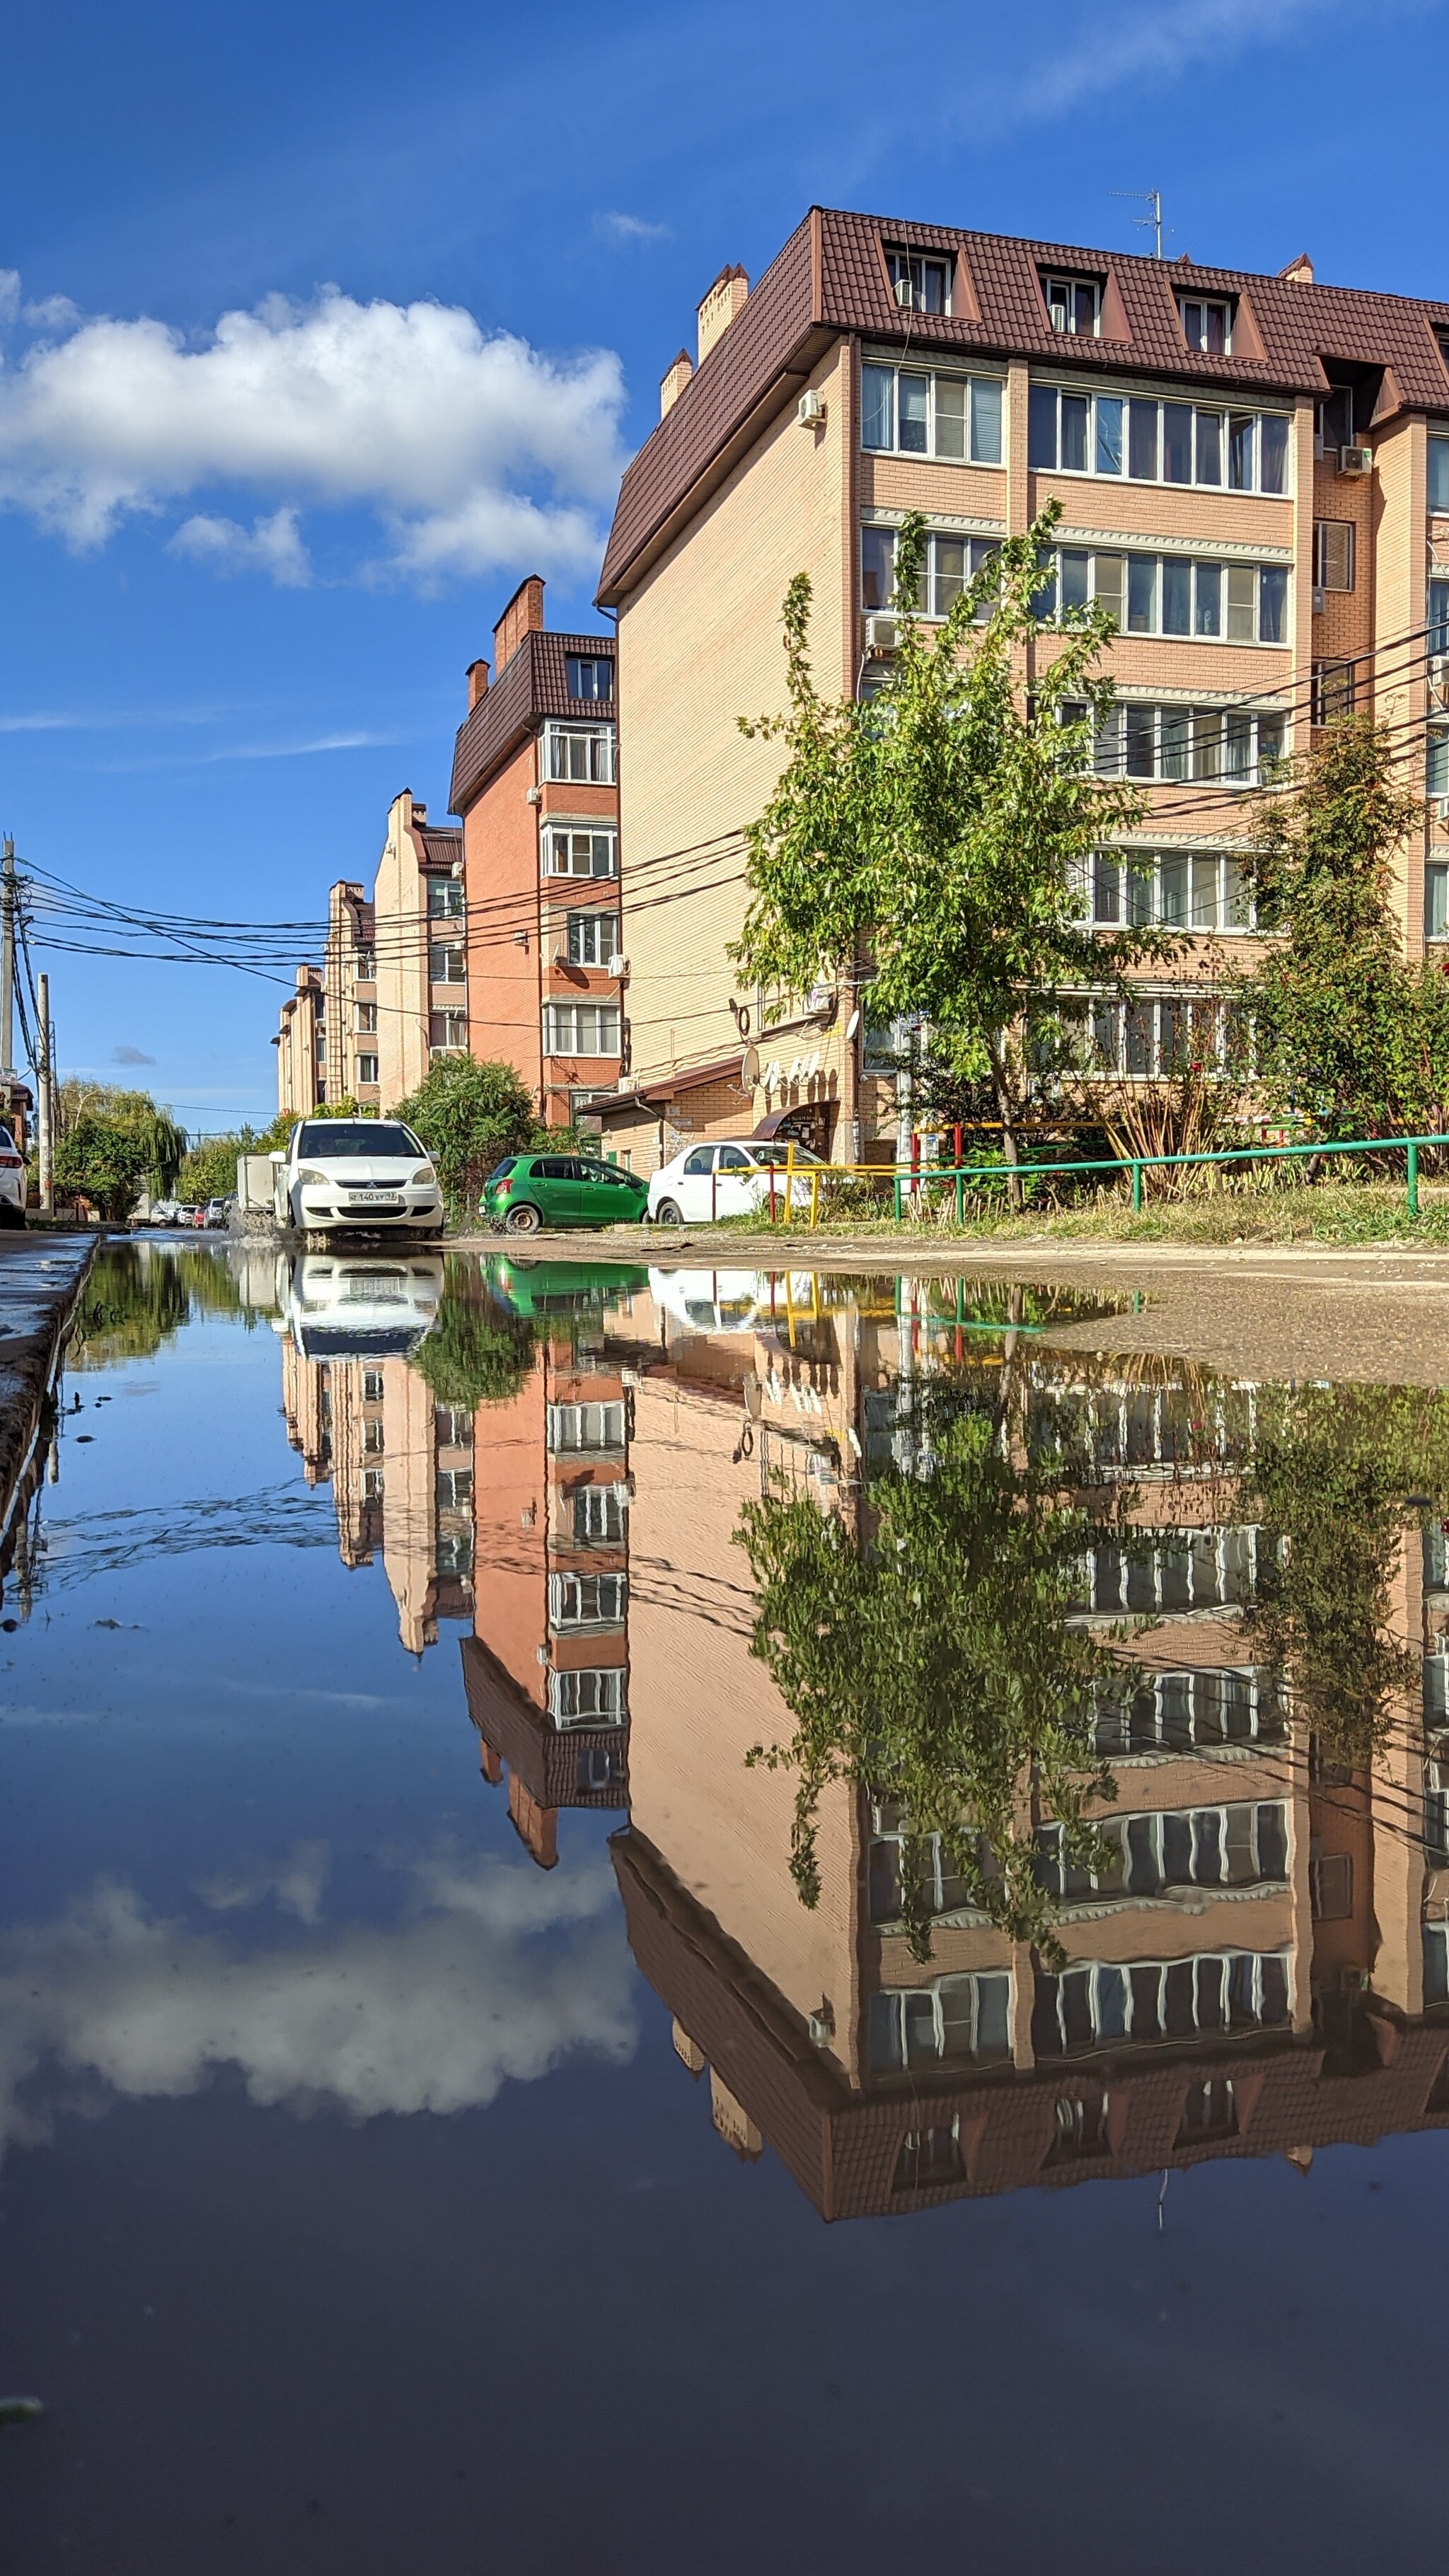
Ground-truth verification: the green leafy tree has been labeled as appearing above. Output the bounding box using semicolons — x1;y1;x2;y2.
71;1241;243;1364
734;1383;1126;1961
408;1261;541;1407
733;504;1170;1197
393;1056;542;1206
1243;716;1443;1138
54;1081;186;1212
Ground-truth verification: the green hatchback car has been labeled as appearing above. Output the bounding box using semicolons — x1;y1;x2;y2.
483;1153;650;1234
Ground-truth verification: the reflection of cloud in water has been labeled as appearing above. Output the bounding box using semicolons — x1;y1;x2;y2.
0;1847;635;2159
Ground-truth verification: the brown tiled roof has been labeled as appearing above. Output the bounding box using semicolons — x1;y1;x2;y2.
599;205;1449;605
460;1636;628;1813
418;825;462;869
449;629;616;814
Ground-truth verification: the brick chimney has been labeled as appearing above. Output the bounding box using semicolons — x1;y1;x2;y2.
660;349;693;416
466;658;489;709
696;266;748;366
1279;252;1315;286
493;576;546;674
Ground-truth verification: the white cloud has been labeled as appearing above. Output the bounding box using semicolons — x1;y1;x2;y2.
110;1043;156;1067
594;211;670;246
0;1848;636;2159
0;280;627;586
0;272;19;326
1008;0;1356;122
21;293;82;334
170;504;311;587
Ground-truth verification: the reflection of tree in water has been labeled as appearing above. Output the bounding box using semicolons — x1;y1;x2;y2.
407;1261;543;1409
736;1369;1130;1962
69;1243;242;1371
1242;1386;1449;1769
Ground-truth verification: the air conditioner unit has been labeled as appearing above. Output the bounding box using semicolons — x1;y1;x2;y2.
1312;585;1325;616
894;276;913;308
1430;658;1449;708
1339;445;1373;477
608;955;628;980
863;613;897;652
796;388;826;427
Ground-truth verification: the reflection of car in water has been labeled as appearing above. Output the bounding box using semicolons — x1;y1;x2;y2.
279;1252;445;1360
489;1257;650;1320
647;1268;812;1338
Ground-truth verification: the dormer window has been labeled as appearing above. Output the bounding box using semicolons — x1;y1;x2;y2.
885;248;951;315
1044;274;1101;337
566;654;612;702
1179;295;1232;354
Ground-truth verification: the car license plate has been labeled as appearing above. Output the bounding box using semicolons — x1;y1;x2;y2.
348;1193;403;1207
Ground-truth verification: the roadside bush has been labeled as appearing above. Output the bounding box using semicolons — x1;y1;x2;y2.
393;1058;541;1208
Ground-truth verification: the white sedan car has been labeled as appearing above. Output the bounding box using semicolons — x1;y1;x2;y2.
647;1136;824;1225
277;1117;445;1241
0;1125;24;1229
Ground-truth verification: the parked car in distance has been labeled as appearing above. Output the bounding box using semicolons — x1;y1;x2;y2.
143;1198;180;1227
482;1153;650;1235
203;1197;231;1229
647;1137;824;1226
276;1118;444;1242
0;1125;25;1229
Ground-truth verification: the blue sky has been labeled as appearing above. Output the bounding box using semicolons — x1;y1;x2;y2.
0;0;1442;1130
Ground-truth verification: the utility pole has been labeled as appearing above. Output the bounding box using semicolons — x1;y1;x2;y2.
0;837;14;1077
37;971;54;1216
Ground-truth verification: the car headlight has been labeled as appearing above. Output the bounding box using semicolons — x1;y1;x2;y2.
296;1167;328;1185
411;1167;436;1186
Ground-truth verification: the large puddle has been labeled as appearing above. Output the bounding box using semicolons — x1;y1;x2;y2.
2;1240;1447;2570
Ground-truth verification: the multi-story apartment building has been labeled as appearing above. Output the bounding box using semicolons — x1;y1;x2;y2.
463;1288;630;1867
274;962;325;1118
596;214;1449;1169
369;791;465;1112
449;577;622;1130
321;880;379;1113
604;1278;1449;2215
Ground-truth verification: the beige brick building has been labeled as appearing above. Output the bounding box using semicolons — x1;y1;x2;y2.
596;212;1449;1171
273;963;325;1119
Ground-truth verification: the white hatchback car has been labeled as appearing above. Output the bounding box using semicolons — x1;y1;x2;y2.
276;1117;444;1242
0;1124;24;1229
647;1136;823;1226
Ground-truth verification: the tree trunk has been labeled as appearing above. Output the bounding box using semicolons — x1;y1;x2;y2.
986;1034;1023;1211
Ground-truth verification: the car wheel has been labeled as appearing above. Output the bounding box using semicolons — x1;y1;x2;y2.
654;1199;683;1225
504;1202;543;1235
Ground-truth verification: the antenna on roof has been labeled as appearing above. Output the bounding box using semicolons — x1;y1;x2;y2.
1111;187;1168;262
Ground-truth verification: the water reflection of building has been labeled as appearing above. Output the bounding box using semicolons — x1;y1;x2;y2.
606;1274;1449;2215
277;1253;473;1652
463;1295;630;1866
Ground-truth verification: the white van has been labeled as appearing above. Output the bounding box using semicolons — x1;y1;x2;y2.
275;1118;444;1242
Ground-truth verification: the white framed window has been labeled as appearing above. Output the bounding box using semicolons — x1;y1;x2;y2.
1081;847;1254;932
354;947;376;981
573;1483;628;1543
1078;1526;1260;1613
565;908;620;966
355;1002;378;1033
363;1417;385;1456
1428;728;1449;800
548;1665;627;1727
1092;1665;1283;1756
1179;294;1232;354
547;1400;626;1454
860;364;1001;462
1426;861;1449;940
543;1001;621;1056
356;1052;379;1086
362;1466;384;1501
436;1530;472;1577
1312;519;1355;591
1043;273;1101;337
1423;1922;1448;2004
566;654;613;701
867;1799;976;1924
549;1570;627;1628
1033;1949;1291;2055
545;721;616;784
884;247;951;314
543;825;618;880
436;1467;473;1510
1431;436;1449;514
362;1369;383;1402
869;1974;1012;2070
1037;546;1286;643
427;880;463;919
1028;384;1290;494
429;1009;467;1051
1035;1800;1288;1902
434;1404;472;1449
861;525;999;619
429;941;466;983
1080;700;1286;786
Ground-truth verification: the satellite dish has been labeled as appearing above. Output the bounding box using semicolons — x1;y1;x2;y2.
845;1009;860;1040
741;1045;760;1085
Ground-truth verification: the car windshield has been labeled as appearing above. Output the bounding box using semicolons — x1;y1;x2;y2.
298;1122;420;1160
749;1142;824;1166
